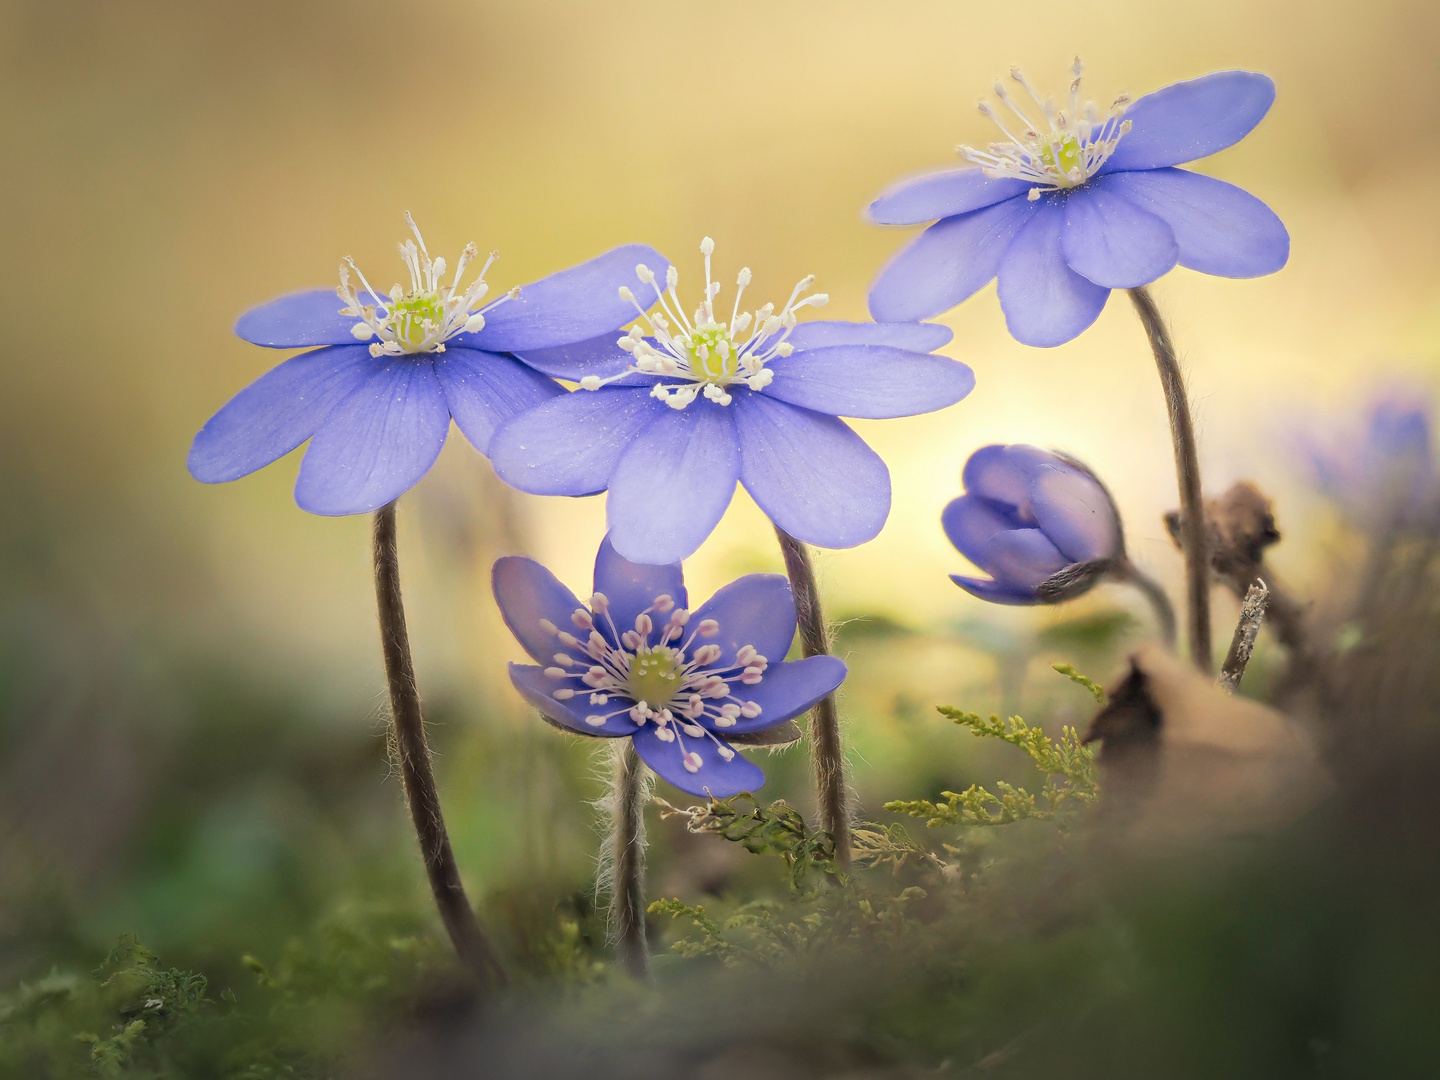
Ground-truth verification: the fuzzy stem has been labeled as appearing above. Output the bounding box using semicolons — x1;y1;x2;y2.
372;502;506;991
608;740;650;978
1128;286;1212;672
773;527;851;872
1111;558;1177;647
1219;581;1269;693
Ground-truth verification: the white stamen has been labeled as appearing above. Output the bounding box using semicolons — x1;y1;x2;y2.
959;58;1129;194
578;239;823;410
337;215;503;357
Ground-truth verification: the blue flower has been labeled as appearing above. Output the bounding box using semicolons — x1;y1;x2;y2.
867;62;1290;347
489;237;975;564
188;214;668;515
493;536;846;797
1296;392;1436;527
943;444;1122;604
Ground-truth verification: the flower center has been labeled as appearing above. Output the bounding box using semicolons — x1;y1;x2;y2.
336;212;516;357
959;57;1131;199
538;591;770;773
575;236;828;410
628;647;684;708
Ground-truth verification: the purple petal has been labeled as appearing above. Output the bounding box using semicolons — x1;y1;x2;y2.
632;724;763;797
1101;71;1276;173
462;245;670;353
234;289;359;349
592;534;688;635
1094;168;1289;278
867;167;1033;226
868;196;1038;322
489;387;668;497
996;199;1110;347
734;394;890;549
784;320;953;353
961;444;1054;510
764;346;975;419
1028;460;1121;563
606;403;739;565
941;493;1024;566
509;663;639;738
687;574;797;671
294;360;451;515
949;574;1040;606
978;528;1069;588
512;333;634;381
1061;187;1178;288
188;345;378;483
433;347;563;457
722;655;846;734
492;555;588;665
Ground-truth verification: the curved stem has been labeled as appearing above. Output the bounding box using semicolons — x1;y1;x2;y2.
773;527;851;872
372;502;506;991
1128;286;1212;672
1111;558;1177;647
607;740;650;978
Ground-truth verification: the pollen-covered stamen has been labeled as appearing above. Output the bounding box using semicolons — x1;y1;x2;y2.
575;237;828;410
537;593;765;764
336;212;518;358
959;57;1132;198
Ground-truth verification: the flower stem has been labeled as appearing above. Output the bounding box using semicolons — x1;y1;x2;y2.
1128;286;1212;672
607;740;650;978
773;527;851;872
372;502;506;991
1111;558;1177;647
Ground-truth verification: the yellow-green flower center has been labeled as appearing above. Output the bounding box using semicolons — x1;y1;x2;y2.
627;648;683;709
686;323;739;383
1038;133;1085;187
389;291;446;353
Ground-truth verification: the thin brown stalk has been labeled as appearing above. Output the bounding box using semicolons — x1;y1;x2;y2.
373;502;506;991
1129;286;1212;672
773;527;850;872
1110;558;1177;647
1219;580;1269;693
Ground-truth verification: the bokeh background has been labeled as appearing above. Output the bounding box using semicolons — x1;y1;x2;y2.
1;0;1437;1065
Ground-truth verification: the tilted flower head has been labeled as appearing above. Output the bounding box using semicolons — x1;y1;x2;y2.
867;62;1290;347
493;536;846;797
943;444;1122;604
488;237;976;564
1296;391;1436;527
188;213;668;515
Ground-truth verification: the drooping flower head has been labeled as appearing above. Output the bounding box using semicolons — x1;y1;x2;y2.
1295;390;1436;528
489;237;975;564
944;444;1122;604
188;214;667;515
868;62;1290;347
493;537;846;796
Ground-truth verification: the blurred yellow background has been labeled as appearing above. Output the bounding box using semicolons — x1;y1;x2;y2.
1;0;1436;716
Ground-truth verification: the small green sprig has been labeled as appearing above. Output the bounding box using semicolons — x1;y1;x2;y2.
1052;662;1106;703
883;708;1098;831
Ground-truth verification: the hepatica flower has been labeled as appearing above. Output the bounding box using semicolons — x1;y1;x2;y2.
1297;392;1436;527
493;538;846;796
944;444;1122;604
188;214;666;514
490;238;975;564
868;61;1290;347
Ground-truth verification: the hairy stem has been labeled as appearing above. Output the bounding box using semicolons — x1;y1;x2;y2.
1129;286;1212;672
774;527;851;872
1219;580;1269;693
373;502;506;991
607;740;650;978
1111;558;1177;647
